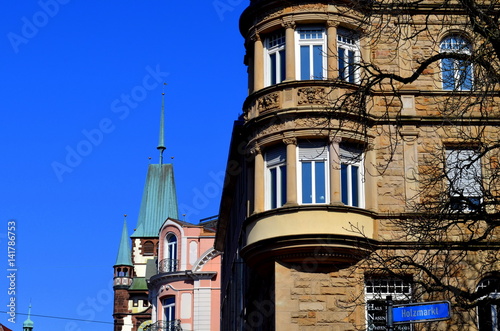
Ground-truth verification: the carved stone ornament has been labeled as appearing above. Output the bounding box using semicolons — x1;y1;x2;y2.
281;20;296;29
295;3;325;12
283;137;297;146
258;8;284;22
297;87;328;105
258;92;280;112
250;145;262;156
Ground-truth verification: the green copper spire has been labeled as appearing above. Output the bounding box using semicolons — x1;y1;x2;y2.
157;83;166;165
131;87;179;238
115;216;133;266
23;304;34;330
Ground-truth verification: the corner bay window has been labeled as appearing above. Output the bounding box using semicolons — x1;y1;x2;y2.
265;32;286;86
261;140;366;209
265;145;287;209
299;141;328;204
296;27;326;80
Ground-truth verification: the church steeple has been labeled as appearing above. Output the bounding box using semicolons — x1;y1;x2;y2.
23;304;34;331
157;83;166;165
131;89;179;238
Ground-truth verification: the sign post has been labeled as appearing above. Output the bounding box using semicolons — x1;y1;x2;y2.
388;300;451;326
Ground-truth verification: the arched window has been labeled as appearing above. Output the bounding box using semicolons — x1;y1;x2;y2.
477;277;500;330
440;35;472;91
160;234;178;273
143;240;154;256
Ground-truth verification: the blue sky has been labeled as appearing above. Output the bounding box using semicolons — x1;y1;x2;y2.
0;1;247;330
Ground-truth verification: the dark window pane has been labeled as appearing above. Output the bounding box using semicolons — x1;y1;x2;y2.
280;49;286;83
352;165;359;207
348;50;355;83
341;163;348;204
270;168;277;209
281;165;287;206
270;53;277;85
338;47;345;81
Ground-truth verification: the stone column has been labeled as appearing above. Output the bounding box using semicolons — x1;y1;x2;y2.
253;145;265;213
283;137;297;206
283;21;296;81
329;136;341;204
253;32;264;92
326;21;338;80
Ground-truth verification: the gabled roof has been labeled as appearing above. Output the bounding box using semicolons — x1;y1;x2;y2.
131;163;179;238
115;218;133;266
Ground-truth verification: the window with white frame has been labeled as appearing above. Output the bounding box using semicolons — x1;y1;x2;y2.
445;148;482;211
162;296;176;330
365;277;412;331
265;145;287;209
440;35;473;90
337;27;360;83
296;27;327;80
477;277;500;331
265;31;286;86
298;141;328;204
340;144;364;207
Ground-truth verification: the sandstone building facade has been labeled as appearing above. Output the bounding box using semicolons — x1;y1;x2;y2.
216;0;500;330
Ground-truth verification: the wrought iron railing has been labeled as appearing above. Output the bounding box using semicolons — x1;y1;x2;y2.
158;258;179;273
148;320;182;331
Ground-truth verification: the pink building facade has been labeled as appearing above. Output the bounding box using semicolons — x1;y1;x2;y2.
148;218;221;331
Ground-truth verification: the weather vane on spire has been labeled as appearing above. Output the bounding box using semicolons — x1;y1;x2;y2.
157;83;167;165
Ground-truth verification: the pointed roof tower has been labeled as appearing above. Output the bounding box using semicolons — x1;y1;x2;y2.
115;216;133;266
158;83;166;165
131;86;179;238
23;304;34;331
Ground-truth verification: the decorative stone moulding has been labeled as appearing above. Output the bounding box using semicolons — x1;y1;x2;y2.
297;87;328;105
258;92;280;112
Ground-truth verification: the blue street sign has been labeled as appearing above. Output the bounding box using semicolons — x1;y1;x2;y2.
392;301;451;324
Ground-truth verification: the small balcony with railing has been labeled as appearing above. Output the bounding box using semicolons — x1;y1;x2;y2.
158;258;179;273
148;320;182;331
